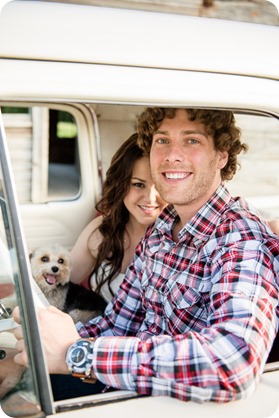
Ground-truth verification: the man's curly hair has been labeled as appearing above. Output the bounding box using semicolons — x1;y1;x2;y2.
137;107;248;181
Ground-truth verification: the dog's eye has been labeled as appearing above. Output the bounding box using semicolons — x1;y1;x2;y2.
58;258;64;264
41;256;49;262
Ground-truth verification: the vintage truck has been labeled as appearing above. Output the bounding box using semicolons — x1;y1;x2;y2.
0;1;278;417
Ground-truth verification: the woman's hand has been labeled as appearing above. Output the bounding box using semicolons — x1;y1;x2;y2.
12;305;80;374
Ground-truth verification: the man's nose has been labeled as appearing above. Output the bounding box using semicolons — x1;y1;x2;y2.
165;143;184;162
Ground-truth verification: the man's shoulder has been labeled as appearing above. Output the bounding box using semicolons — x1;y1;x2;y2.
216;197;276;242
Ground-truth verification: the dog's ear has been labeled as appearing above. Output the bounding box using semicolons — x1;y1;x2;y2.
29;247;38;261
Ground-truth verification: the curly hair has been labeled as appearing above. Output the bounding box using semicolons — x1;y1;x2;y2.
89;133;147;296
137;107;248;180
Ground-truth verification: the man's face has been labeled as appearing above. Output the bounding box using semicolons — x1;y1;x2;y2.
150;109;228;215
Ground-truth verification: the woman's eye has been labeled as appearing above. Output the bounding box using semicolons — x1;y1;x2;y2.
132;182;144;188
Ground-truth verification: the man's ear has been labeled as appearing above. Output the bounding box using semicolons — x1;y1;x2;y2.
218;151;228;170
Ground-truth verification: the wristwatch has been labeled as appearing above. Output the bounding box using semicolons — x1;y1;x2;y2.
66;338;97;383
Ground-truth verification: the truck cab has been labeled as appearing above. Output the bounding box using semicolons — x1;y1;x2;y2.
0;1;278;417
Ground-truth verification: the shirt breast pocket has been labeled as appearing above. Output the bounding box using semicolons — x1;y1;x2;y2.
163;278;208;333
167;283;200;309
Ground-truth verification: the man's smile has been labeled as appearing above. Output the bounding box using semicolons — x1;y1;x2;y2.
163;172;191;180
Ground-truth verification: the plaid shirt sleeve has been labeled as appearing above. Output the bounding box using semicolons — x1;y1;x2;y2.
76;248;147;338
76;218;279;402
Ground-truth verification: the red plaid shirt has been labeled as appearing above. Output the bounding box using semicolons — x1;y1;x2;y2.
77;184;279;402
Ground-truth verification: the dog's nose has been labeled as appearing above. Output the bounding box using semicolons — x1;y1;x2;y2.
51;266;59;273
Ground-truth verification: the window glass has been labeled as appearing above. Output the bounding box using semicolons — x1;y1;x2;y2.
0;115;54;416
0;171;40;417
1;106;80;203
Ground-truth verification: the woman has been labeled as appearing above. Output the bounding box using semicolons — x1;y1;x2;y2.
70;132;166;303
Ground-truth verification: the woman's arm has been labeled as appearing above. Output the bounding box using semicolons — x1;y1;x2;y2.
70;216;103;284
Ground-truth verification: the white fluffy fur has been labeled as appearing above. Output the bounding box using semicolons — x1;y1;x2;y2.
29;244;106;323
29;244;72;311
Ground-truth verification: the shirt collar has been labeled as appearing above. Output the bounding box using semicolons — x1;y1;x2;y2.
154;183;232;243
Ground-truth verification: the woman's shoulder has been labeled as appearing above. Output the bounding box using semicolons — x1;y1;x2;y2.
87;215;104;253
87;214;104;229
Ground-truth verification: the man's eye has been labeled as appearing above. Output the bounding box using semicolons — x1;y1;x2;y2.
156;138;168;144
188;138;199;144
41;256;49;262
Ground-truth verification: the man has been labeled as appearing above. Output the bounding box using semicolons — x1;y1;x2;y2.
11;108;279;402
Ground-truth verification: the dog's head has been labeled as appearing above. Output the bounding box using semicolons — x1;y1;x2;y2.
29;244;72;294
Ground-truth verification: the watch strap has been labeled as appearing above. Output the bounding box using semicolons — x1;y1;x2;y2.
71;371;97;384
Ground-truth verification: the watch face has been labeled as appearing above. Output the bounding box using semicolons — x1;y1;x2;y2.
71;347;86;365
66;339;94;375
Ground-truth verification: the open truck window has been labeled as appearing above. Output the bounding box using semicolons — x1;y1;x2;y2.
0;104;279;417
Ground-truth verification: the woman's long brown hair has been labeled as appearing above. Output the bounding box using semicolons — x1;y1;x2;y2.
88;133;146;297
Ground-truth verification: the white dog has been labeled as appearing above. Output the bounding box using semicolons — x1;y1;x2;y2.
29;244;106;323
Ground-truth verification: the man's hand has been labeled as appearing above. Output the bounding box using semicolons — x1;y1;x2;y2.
0;348;25;399
12;305;80;374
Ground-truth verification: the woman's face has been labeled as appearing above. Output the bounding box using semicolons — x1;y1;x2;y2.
123;156;166;227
